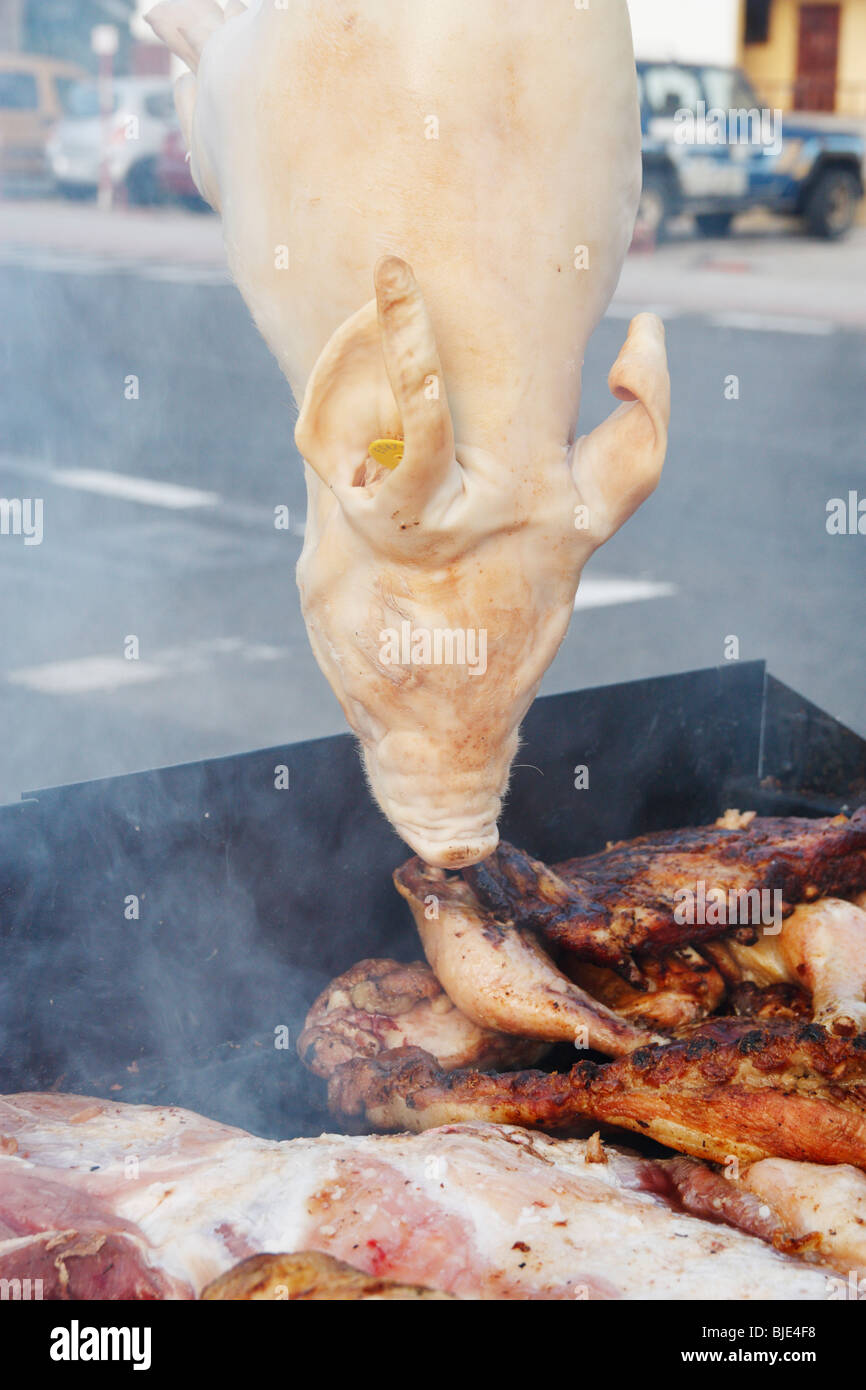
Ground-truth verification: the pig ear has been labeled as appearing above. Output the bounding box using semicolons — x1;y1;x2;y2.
372;257;456;510
296;258;457;508
294;299;402;487
571;313;670;544
145;0;224;72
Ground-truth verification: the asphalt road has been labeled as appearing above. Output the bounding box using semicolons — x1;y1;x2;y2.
0;251;864;806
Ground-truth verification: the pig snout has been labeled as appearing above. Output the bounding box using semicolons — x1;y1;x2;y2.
363;729;509;869
401;828;500;873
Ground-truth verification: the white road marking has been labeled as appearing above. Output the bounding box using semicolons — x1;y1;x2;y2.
709;311;834;336
574;576;677;611
50;468;220;511
9;654;169;694
8;637;286;695
0;453;307;533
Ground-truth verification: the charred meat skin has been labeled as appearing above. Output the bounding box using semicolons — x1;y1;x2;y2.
561;947;727;1031
463;809;866;978
728;980;812;1022
329;1020;866;1170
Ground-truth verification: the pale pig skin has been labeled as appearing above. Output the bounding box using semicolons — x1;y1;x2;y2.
147;0;671;867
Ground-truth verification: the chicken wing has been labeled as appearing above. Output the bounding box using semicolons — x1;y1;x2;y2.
394;859;662;1056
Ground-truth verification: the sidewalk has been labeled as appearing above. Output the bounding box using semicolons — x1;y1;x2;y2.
619;220;866;328
3;196;866;327
0;197;225;267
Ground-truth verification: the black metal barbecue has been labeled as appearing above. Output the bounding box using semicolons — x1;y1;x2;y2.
1;661;864;1140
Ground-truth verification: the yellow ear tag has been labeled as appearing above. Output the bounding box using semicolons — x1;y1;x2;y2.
368;438;405;470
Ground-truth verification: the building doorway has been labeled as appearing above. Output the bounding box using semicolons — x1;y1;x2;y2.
795;3;841;111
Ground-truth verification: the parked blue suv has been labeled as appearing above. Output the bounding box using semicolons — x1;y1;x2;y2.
638;60;865;239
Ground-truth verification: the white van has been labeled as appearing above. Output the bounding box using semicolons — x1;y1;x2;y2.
47;76;175;204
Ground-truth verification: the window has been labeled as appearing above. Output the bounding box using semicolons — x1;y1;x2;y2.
701;67;762;112
745;0;772;45
0;71;38;111
54;76;81;113
642;64;703;118
144;89;175;120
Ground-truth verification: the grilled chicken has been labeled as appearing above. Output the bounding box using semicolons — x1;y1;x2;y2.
394;859;663;1056
393;811;866;1047
464;809;866;978
0;1093;834;1300
704;897;866;1036
329;1019;866;1169
298;957;550;1077
454;809;866;1035
662;1154;866;1280
728;980;812;1021
562;947;727;1031
739;1159;866;1285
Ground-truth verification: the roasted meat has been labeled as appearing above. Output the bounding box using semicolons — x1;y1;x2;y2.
739;1159;866;1286
393;810;866;1047
0;1093;835;1300
393;859;664;1056
201;1251;454;1301
298;957;550;1077
463;808;866;979
562;947;727;1031
704;898;866;1036
728;980;812;1021
329;1019;866;1169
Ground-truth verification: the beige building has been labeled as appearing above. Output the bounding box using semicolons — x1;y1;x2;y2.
628;0;866;117
740;0;866;115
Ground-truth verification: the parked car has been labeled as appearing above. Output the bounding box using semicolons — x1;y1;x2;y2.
47;77;175;205
156;124;209;211
0;52;87;192
637;60;865;240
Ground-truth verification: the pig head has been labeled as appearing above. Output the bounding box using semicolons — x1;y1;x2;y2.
147;0;670;868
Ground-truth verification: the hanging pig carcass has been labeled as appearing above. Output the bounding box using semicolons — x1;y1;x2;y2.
147;0;670;867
